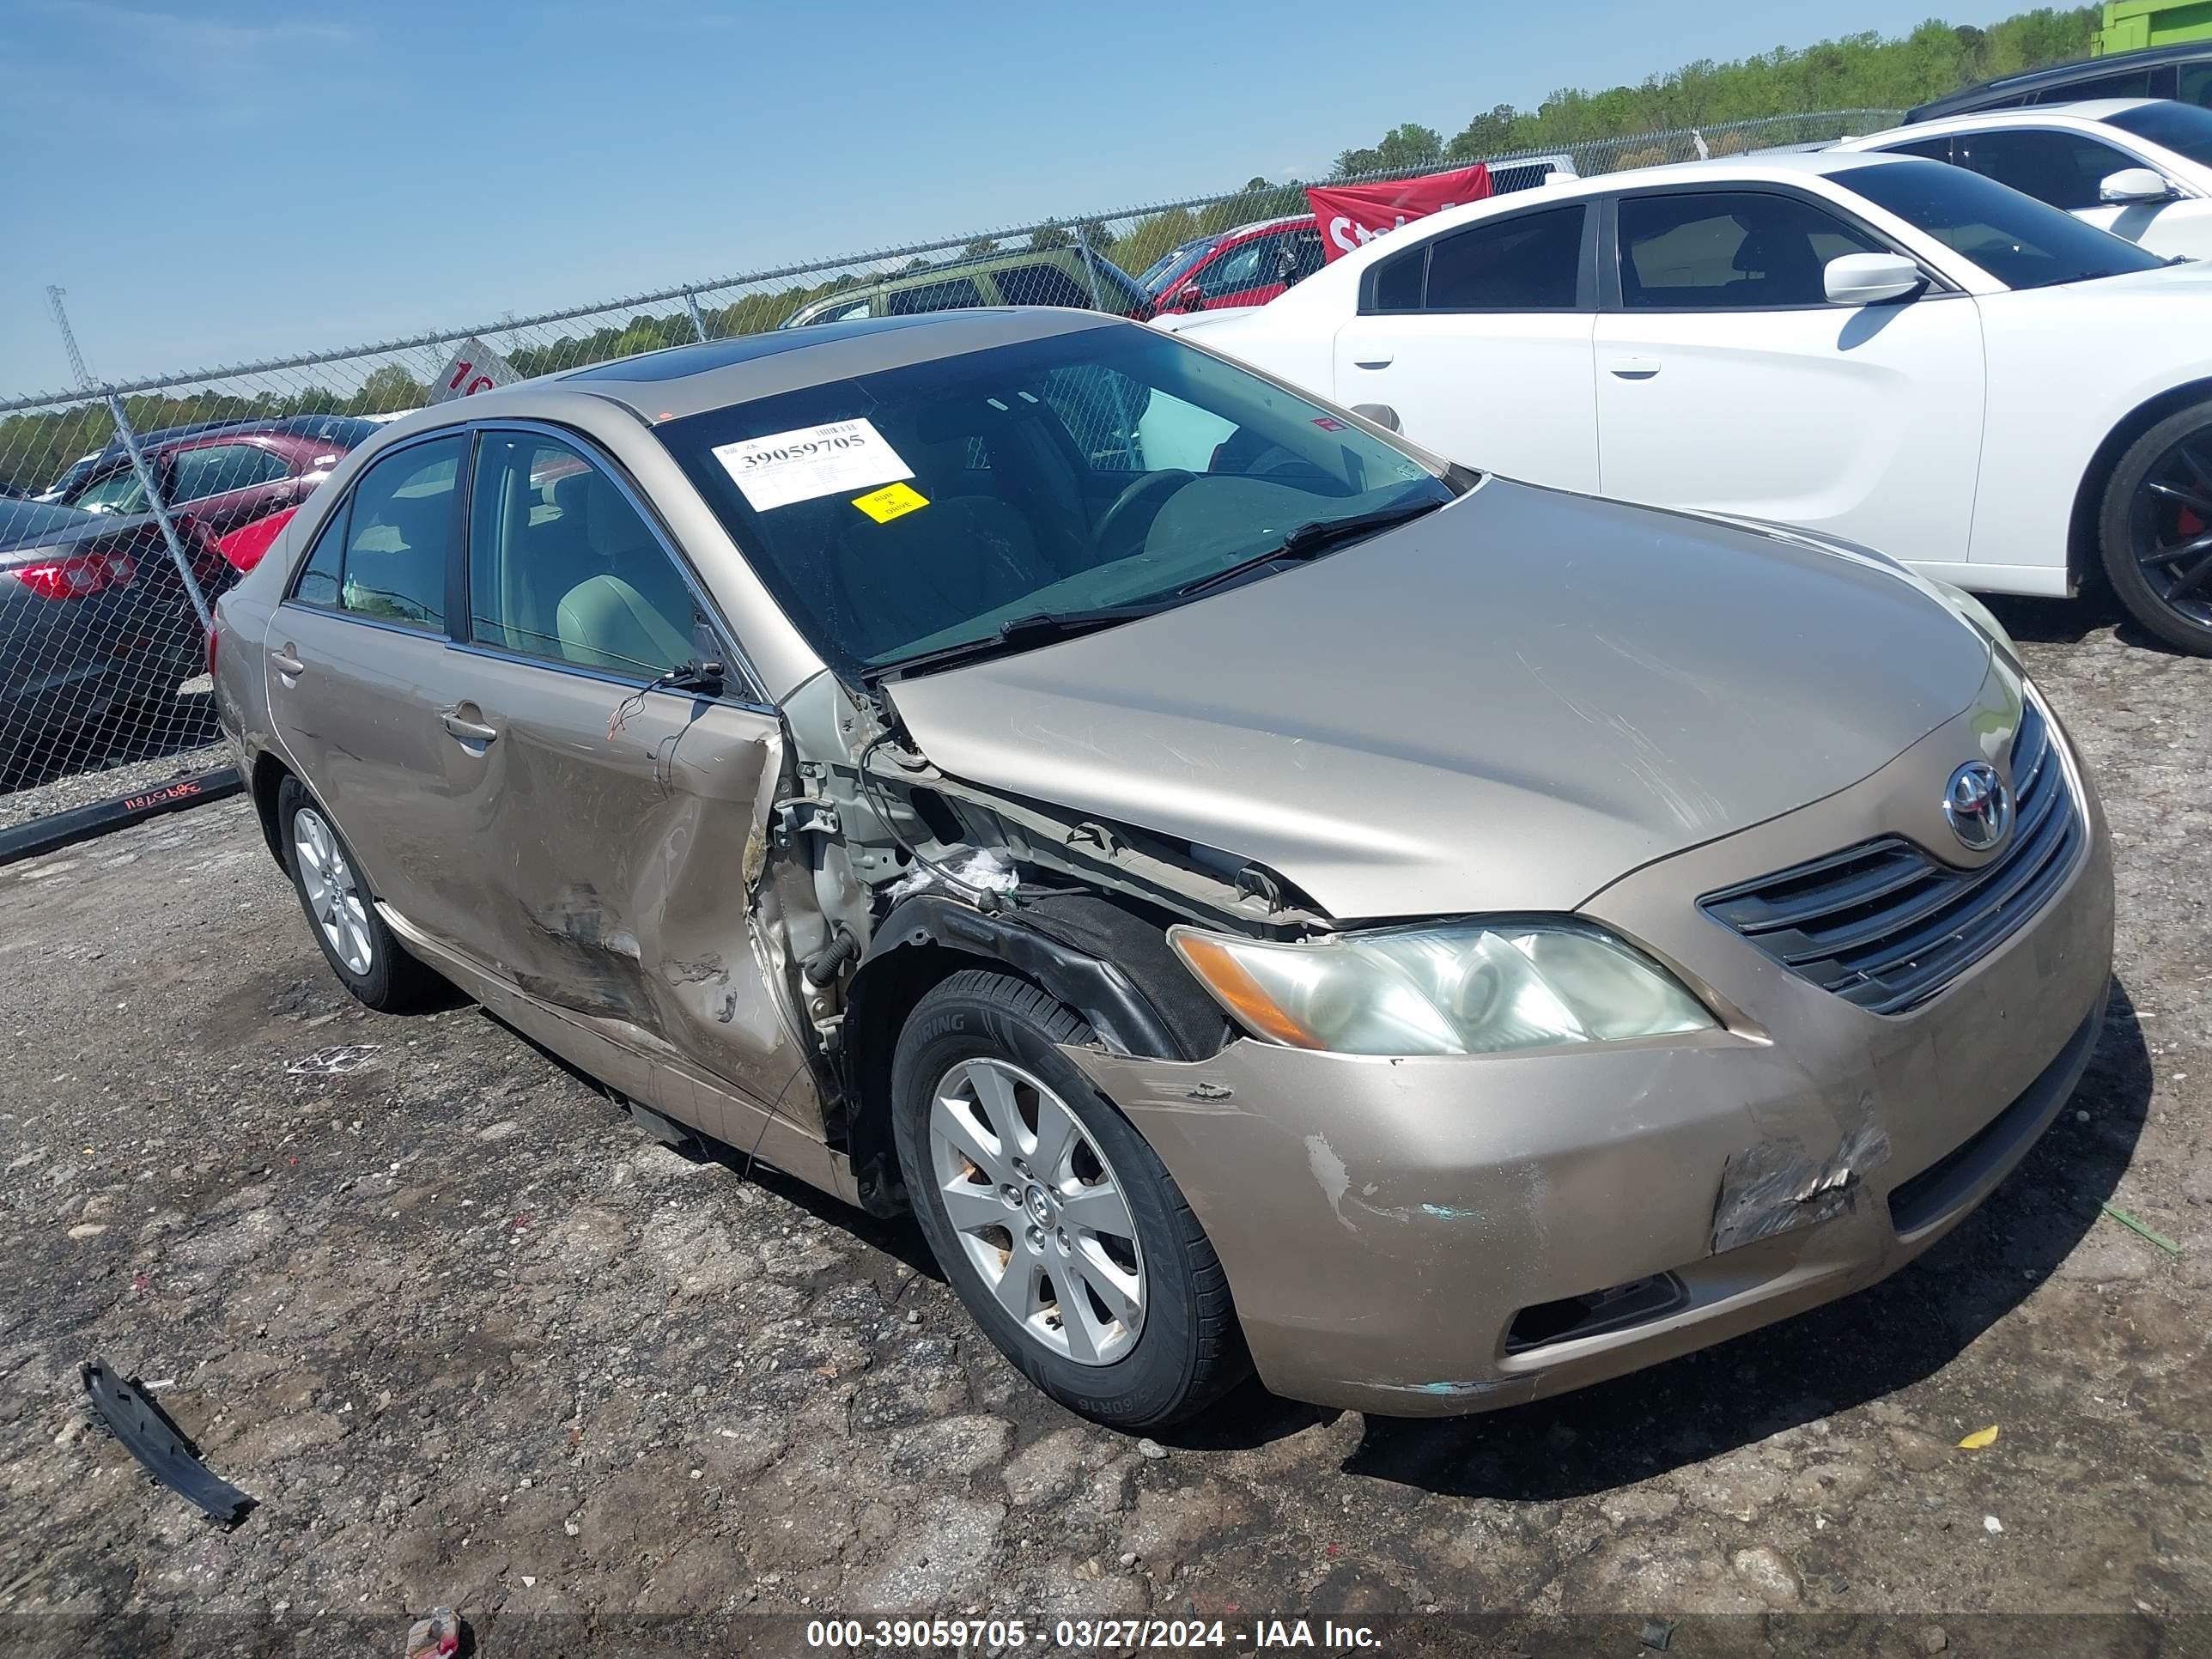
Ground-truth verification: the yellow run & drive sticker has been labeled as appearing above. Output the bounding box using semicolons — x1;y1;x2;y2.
852;481;929;524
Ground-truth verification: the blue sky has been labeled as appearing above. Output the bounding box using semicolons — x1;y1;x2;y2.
3;0;2030;394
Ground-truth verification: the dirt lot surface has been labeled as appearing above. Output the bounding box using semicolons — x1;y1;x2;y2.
1;594;2206;1657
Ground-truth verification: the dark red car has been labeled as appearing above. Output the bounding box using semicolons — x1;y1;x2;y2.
59;427;356;542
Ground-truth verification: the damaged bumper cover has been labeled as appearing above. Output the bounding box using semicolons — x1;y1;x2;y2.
1059;708;2115;1418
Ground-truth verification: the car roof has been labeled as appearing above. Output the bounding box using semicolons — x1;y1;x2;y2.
554;307;1122;422
1907;42;2210;122
1417;146;1911;210
1868;98;2160;137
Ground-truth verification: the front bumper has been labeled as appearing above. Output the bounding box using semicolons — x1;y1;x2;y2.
1060;685;2115;1416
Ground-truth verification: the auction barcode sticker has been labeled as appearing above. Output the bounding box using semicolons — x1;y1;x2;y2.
713;418;914;512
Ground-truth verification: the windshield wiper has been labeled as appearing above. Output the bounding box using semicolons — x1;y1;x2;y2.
870;602;1173;681
1175;496;1444;599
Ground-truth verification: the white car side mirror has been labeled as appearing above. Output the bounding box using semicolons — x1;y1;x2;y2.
2100;167;2173;204
1824;252;1925;307
1350;404;1401;432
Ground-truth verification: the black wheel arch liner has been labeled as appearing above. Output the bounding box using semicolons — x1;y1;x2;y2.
835;889;1233;1215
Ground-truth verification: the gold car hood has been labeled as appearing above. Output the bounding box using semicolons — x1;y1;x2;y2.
887;479;1998;920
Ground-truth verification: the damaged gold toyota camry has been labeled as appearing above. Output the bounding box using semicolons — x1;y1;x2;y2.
211;309;2114;1429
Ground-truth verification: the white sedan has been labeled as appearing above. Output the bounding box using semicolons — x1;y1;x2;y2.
1842;99;2212;261
1176;149;2212;653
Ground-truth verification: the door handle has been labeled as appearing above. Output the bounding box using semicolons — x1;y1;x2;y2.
270;646;305;677
1352;355;1395;369
440;705;499;746
1608;357;1662;380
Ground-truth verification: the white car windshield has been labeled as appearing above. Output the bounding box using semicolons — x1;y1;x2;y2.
1845;156;2169;288
2105;100;2212;168
659;323;1455;678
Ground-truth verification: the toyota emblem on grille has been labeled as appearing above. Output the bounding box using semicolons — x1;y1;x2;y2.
1943;760;2013;852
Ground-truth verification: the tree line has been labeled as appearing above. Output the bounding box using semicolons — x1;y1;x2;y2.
1;8;2102;493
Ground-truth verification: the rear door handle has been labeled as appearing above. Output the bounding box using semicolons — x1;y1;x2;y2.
1608;357;1662;380
440;705;499;746
1352;355;1395;369
270;647;305;677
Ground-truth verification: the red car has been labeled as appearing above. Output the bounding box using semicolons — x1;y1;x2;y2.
61;427;356;544
1143;157;1581;315
1139;216;1328;316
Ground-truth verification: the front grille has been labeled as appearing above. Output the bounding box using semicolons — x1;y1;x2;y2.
1698;700;2081;1015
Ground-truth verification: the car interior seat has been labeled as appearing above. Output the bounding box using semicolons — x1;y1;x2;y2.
544;470;697;676
1729;219;1824;301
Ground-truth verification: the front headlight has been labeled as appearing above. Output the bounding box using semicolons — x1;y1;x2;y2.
1168;918;1717;1057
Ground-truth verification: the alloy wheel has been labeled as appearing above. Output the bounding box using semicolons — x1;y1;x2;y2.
294;807;374;976
927;1057;1146;1366
2133;430;2212;629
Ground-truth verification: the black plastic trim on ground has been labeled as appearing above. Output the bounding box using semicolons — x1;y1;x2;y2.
0;764;242;868
81;1358;254;1526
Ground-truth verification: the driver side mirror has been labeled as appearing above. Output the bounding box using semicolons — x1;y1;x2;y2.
2100;167;2173;204
1177;285;1207;312
1823;252;1925;307
1350;404;1401;433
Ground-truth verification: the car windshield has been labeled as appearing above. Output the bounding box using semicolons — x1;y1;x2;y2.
1845;155;2169;288
659;321;1455;678
2104;99;2212;167
1137;238;1218;296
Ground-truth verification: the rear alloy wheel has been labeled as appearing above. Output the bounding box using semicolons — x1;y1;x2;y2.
890;970;1248;1430
276;776;440;1012
2100;401;2212;656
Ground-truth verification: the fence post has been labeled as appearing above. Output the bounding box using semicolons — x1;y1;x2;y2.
683;289;711;343
1070;223;1109;313
106;393;212;635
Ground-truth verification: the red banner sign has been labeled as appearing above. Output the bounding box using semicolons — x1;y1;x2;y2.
1305;163;1494;262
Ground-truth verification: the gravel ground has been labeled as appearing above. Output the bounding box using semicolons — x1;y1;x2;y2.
1;680;228;833
0;595;2205;1657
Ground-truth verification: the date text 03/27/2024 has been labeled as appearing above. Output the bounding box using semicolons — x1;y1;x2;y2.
803;1619;1382;1650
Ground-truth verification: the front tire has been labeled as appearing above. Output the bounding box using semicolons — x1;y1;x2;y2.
2099;400;2212;656
276;776;440;1012
890;969;1248;1430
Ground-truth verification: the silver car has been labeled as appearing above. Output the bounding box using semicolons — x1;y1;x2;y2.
211;310;2113;1428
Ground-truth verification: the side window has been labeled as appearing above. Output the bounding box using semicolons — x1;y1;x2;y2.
1885;136;1956;163
468;432;705;680
292;501;349;607
994;264;1095;307
2032;68;2153;103
2182;63;2212;109
1369;244;1427;312
884;277;985;316
1617;191;1882;308
335;436;463;631
1955;129;2140;210
170;443;291;503
1197;237;1273;297
1422;205;1587;310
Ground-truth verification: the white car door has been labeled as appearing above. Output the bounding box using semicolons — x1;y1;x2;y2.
1328;201;1601;490
1592;185;1987;573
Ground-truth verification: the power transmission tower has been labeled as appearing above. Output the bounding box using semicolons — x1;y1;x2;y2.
47;285;95;392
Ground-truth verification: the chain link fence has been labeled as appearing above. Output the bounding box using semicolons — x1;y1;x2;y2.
0;108;1896;826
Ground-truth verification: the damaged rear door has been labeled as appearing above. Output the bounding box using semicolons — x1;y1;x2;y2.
450;426;812;1119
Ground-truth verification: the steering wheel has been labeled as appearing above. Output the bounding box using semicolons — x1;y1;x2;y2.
1092;469;1194;560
